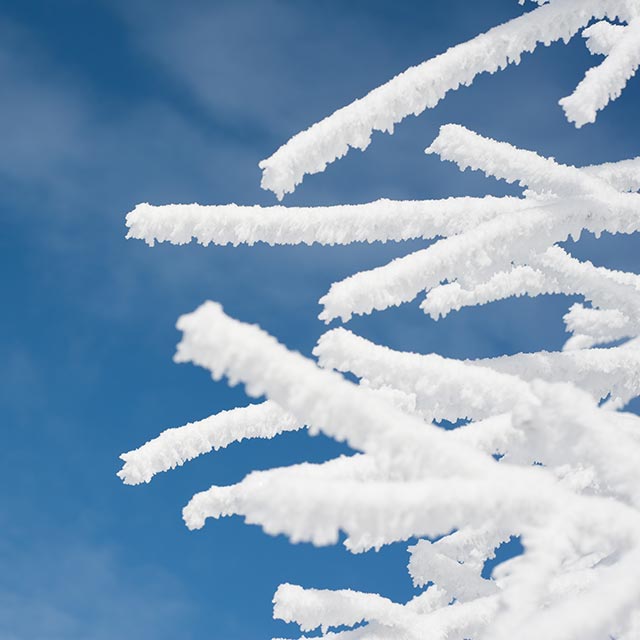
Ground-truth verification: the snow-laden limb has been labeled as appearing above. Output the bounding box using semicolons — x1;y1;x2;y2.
425;124;616;197
202;450;639;635
421;265;552;320
427;125;640;215
475;340;640;405
420;250;640;327
258;0;639;198
314;327;534;422
583;156;640;192
363;383;419;417
450;414;519;459
562;303;632;350
267;501;640;639
560;19;640;127
174;302;495;478
183;456;623;556
518;246;640;321
176;303;640;526
582;20;629;55
316;210;527;322
119;5;640;635
182;461;542;548
407;539;498;601
315;328;640;505
317;199;581;322
117;401;299;485
175;304;563;542
409;526;513;588
124;159;638;252
124;129;640;329
273;583;447;634
181;407;640;545
127;301;640;638
273;583;497;640
420;252;620;320
492;543;640;640
422;245;640;339
509;380;640;507
125;197;528;248
318;128;640;322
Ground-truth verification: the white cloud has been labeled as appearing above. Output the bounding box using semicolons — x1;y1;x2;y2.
0;536;192;639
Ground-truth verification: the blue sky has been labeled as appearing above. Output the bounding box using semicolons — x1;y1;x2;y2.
1;1;639;638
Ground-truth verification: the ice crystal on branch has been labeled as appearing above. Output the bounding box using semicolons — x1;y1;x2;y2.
120;1;640;638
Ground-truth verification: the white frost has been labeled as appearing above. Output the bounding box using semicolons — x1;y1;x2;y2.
119;3;640;637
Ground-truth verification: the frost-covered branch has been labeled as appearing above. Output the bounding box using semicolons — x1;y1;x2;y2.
314;327;534;422
118;401;299;485
476;340;640;405
584;155;640;192
318;127;640;322
315;326;640;412
258;0;640;198
125;197;528;248
425;124;617;197
582;20;628;56
173;302;495;477
421;246;640;337
560;19;640;127
119;3;640;637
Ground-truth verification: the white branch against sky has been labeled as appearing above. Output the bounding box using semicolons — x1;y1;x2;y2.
120;1;640;637
256;0;640;198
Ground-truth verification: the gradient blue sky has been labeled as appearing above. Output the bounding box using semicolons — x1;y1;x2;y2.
1;1;639;638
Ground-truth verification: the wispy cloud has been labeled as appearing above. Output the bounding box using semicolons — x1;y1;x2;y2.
113;0;390;141
0;532;192;640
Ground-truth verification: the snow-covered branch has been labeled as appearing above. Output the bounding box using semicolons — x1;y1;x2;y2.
173;302;494;477
125;197;528;247
258;0;640;198
584;155;640;192
119;3;640;637
118;401;299;485
317;126;640;322
560;19;640;127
